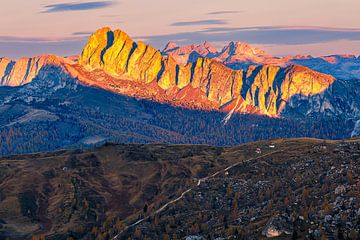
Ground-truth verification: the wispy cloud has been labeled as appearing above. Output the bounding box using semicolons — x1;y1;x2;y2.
0;35;85;43
205;26;360;33
72;31;94;36
0;37;88;59
42;1;115;13
171;19;227;27
208;11;242;15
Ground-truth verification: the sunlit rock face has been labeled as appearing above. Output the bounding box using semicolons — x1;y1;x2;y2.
277;65;335;113
0;27;339;118
0;55;71;86
77;27;336;117
78;27;112;70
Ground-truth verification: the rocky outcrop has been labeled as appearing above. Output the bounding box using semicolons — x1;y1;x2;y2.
0;55;71;87
79;28;163;84
262;215;293;238
77;27;335;117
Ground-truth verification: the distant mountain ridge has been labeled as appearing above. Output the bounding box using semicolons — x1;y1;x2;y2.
162;41;360;80
162;41;273;66
0;55;72;86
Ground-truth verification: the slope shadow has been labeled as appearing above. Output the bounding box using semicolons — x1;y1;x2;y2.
0;64;355;156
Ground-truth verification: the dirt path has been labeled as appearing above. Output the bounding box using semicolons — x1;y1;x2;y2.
112;149;281;239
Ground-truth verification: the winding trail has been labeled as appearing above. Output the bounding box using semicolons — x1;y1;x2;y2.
112;149;281;239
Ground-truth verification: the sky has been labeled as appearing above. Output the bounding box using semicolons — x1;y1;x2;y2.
0;0;360;59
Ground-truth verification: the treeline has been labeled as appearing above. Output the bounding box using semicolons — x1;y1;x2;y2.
0;81;355;156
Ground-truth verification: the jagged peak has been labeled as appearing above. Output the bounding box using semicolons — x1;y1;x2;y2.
163;41;217;54
0;57;12;62
79;27;133;69
91;27;130;41
202;41;211;46
222;41;266;56
163;41;179;53
200;41;217;53
93;26;112;36
0;54;70;87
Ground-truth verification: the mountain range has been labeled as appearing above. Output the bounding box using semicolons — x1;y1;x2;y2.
162;40;360;80
0;27;359;155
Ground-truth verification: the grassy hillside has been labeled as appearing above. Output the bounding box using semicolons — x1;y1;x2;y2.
0;138;359;239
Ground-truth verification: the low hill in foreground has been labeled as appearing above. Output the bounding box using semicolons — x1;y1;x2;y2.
1;138;360;239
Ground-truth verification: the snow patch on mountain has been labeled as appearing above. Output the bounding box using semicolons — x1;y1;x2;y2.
351;120;360;138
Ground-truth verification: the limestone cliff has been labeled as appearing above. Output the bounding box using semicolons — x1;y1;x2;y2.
0;27;336;118
78;27;335;116
0;55;71;86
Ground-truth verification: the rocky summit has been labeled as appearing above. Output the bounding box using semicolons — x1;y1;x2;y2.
0;55;71;86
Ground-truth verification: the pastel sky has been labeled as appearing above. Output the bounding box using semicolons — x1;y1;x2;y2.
1;0;360;58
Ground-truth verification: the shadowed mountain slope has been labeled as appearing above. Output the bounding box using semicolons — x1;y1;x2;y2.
0;65;354;156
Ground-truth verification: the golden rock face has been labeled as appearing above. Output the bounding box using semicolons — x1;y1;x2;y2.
0;55;69;87
0;27;337;118
243;65;281;115
0;57;13;85
275;65;335;113
77;27;336;116
79;27;112;69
